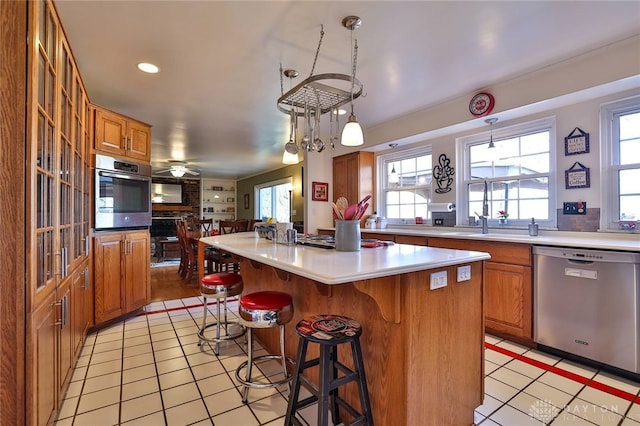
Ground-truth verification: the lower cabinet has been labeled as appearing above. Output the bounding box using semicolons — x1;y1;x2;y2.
94;230;150;324
428;238;533;344
28;262;91;426
30;291;57;426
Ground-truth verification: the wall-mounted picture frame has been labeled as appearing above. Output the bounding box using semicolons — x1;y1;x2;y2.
565;161;590;189
564;127;590;156
244;193;250;210
311;181;328;201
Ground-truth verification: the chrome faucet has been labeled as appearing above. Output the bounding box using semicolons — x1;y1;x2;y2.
474;180;489;234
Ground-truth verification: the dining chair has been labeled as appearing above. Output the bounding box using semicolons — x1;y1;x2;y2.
189;218;214;236
212;219;249;272
219;219;249;234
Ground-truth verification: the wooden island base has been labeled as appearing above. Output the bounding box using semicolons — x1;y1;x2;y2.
237;257;484;426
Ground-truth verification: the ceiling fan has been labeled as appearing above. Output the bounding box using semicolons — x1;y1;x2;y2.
155;160;200;178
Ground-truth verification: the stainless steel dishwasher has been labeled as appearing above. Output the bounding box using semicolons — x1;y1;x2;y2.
534;246;640;374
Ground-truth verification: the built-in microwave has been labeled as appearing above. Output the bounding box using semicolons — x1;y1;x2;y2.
95;154;152;229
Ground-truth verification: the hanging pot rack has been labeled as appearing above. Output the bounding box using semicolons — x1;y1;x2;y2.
277;73;362;116
277;16;363;117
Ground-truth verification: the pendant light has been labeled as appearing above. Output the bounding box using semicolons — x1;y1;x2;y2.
388;143;399;183
341;16;364;146
485;117;498;148
388;163;399;184
282;150;299;165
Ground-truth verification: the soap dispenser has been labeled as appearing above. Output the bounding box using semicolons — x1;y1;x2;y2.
528;218;539;236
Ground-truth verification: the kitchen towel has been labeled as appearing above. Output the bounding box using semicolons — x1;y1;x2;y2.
427;203;456;212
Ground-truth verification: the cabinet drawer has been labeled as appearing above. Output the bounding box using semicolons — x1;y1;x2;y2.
428;238;531;266
395;235;428;246
361;232;394;242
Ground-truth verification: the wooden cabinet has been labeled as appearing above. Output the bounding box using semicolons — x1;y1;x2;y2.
333;151;374;225
25;1;93;424
94;230;150;324
94;106;151;163
428;238;533;344
395;235;427;246
29;291;57;426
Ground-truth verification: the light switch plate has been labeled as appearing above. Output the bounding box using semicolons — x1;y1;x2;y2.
430;271;447;290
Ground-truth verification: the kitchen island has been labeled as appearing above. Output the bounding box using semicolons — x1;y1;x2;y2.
199;232;490;425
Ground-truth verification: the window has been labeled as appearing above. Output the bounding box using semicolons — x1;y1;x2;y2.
378;147;432;223
459;117;555;226
254;178;292;222
601;96;640;229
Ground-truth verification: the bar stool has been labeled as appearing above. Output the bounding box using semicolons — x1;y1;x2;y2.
234;291;294;403
197;272;246;355
285;314;373;426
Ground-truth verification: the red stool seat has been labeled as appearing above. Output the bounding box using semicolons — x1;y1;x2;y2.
240;291;293;311
197;272;245;354
202;272;243;286
201;272;243;297
236;290;294;403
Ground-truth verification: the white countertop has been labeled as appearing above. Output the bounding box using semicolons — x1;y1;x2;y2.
348;227;640;252
200;232;491;285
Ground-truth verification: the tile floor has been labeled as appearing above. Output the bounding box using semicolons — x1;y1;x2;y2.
55;297;640;426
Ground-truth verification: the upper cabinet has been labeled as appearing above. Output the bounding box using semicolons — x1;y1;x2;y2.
94;106;151;163
332;151;374;225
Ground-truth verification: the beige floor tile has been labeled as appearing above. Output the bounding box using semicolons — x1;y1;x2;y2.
72;403;120;425
156;355;190;375
121;376;159;401
161;381;201;408
85;358;123;378
120;392;163;423
197;371;236;397
158;368;195;390
211;404;259;425
82;371;121;393
122;363;157;384
250;393;289;424
122;351;155;370
77;386;122;414
120;411;166;425
164;399;210;425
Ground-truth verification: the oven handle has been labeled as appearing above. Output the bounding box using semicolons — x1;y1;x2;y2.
98;170;151;182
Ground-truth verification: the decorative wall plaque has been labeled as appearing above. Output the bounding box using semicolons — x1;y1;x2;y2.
565;161;590;189
564;127;589;156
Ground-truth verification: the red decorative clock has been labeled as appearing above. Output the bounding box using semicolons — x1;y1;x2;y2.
469;92;495;117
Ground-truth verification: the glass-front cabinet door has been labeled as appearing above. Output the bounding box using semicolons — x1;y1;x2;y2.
33;0;58;307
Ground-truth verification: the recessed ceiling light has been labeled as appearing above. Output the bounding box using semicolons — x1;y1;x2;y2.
137;62;159;73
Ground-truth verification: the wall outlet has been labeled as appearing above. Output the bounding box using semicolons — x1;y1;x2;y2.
457;265;471;282
430;271;447;290
433;218;444;226
563;201;587;215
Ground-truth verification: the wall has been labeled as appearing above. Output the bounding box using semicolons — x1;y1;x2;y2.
304;36;640;233
236;163;303;223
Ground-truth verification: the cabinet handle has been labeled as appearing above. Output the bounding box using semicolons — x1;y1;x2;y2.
53;299;63;326
54;252;62;277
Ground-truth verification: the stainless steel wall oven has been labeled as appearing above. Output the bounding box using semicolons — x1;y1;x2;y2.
95;154;152;229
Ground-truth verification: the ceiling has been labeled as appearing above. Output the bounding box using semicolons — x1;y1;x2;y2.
55;1;640;179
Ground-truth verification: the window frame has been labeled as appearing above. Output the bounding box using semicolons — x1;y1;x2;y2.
600;95;640;230
254;177;292;222
376;145;433;225
456;116;557;228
